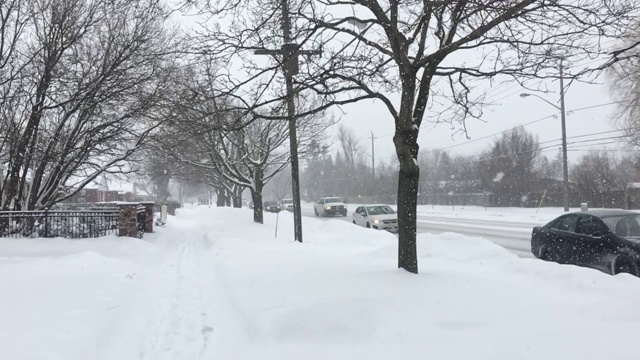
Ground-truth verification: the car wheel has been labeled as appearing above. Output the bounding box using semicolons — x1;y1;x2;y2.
314;208;319;216
352;220;356;225
612;256;638;276
542;248;561;263
366;222;371;228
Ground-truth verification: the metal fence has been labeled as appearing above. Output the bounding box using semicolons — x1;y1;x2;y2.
0;209;119;239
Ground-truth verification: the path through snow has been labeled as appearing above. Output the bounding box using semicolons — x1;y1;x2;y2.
99;217;218;360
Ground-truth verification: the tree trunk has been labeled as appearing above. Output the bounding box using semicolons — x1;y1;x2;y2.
252;170;264;223
216;188;226;207
224;193;231;207
251;189;263;223
394;125;420;274
397;163;419;274
232;188;242;208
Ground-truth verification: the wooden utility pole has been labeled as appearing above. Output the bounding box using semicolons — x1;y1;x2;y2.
559;60;570;212
254;0;321;243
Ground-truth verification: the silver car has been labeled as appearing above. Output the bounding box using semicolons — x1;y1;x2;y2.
281;198;294;212
352;204;398;232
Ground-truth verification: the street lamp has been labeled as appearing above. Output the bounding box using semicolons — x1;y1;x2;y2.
520;79;570;212
519;93;560;111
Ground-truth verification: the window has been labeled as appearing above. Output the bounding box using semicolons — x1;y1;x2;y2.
552;215;578;233
575;216;606;237
355;207;363;215
365;206;395;215
602;215;640;237
324;197;342;203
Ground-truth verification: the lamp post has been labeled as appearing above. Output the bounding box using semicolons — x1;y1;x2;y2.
520;63;569;212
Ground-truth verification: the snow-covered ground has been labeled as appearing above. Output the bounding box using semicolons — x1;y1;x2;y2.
1;206;639;359
413;204;591;224
306;200;601;225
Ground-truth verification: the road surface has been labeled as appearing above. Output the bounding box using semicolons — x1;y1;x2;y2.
302;207;537;258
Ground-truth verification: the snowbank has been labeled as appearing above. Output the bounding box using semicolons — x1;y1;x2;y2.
412;204;610;224
178;207;640;359
0;236;162;360
2;205;639;359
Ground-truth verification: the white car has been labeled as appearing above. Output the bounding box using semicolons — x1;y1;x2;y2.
352;204;398;232
282;198;294;211
314;197;348;217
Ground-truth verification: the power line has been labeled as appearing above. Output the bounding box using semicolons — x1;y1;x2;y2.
430;114;555;152
567;140;629;150
429;101;622;153
536;133;636;150
429;133;634;168
567;148;640;152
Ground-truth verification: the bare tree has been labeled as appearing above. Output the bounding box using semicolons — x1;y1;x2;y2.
265;166;292;201
610;21;640;144
337;125;362;171
572;151;625;196
297;0;639;273
153;61;332;223
336;125;364;198
0;0;179;210
479;127;541;206
185;0;638;273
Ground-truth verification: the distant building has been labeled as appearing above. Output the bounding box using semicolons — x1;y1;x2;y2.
62;184;147;205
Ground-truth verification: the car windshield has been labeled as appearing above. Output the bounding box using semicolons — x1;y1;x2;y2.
324;197;342;203
602;215;640;237
282;199;293;204
366;205;395;215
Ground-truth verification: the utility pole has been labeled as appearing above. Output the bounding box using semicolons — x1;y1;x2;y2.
519;59;570;212
371;132;376;203
254;0;321;243
559;60;570;212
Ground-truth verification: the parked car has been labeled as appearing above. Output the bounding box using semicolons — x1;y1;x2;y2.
263;200;282;213
531;210;640;276
314;197;347;217
352;204;398;232
282;198;294;212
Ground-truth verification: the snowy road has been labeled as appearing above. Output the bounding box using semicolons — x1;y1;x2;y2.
301;207;537;257
416;217;535;258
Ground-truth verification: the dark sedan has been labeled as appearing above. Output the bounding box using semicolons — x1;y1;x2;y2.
531;210;640;276
263;200;282;213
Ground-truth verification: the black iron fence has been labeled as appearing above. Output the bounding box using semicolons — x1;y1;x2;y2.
0;209;119;239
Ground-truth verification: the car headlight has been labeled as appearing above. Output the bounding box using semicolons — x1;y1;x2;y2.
325;206;331;210
373;219;380;224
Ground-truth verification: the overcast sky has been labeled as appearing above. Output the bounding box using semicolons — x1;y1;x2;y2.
333;77;620;166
